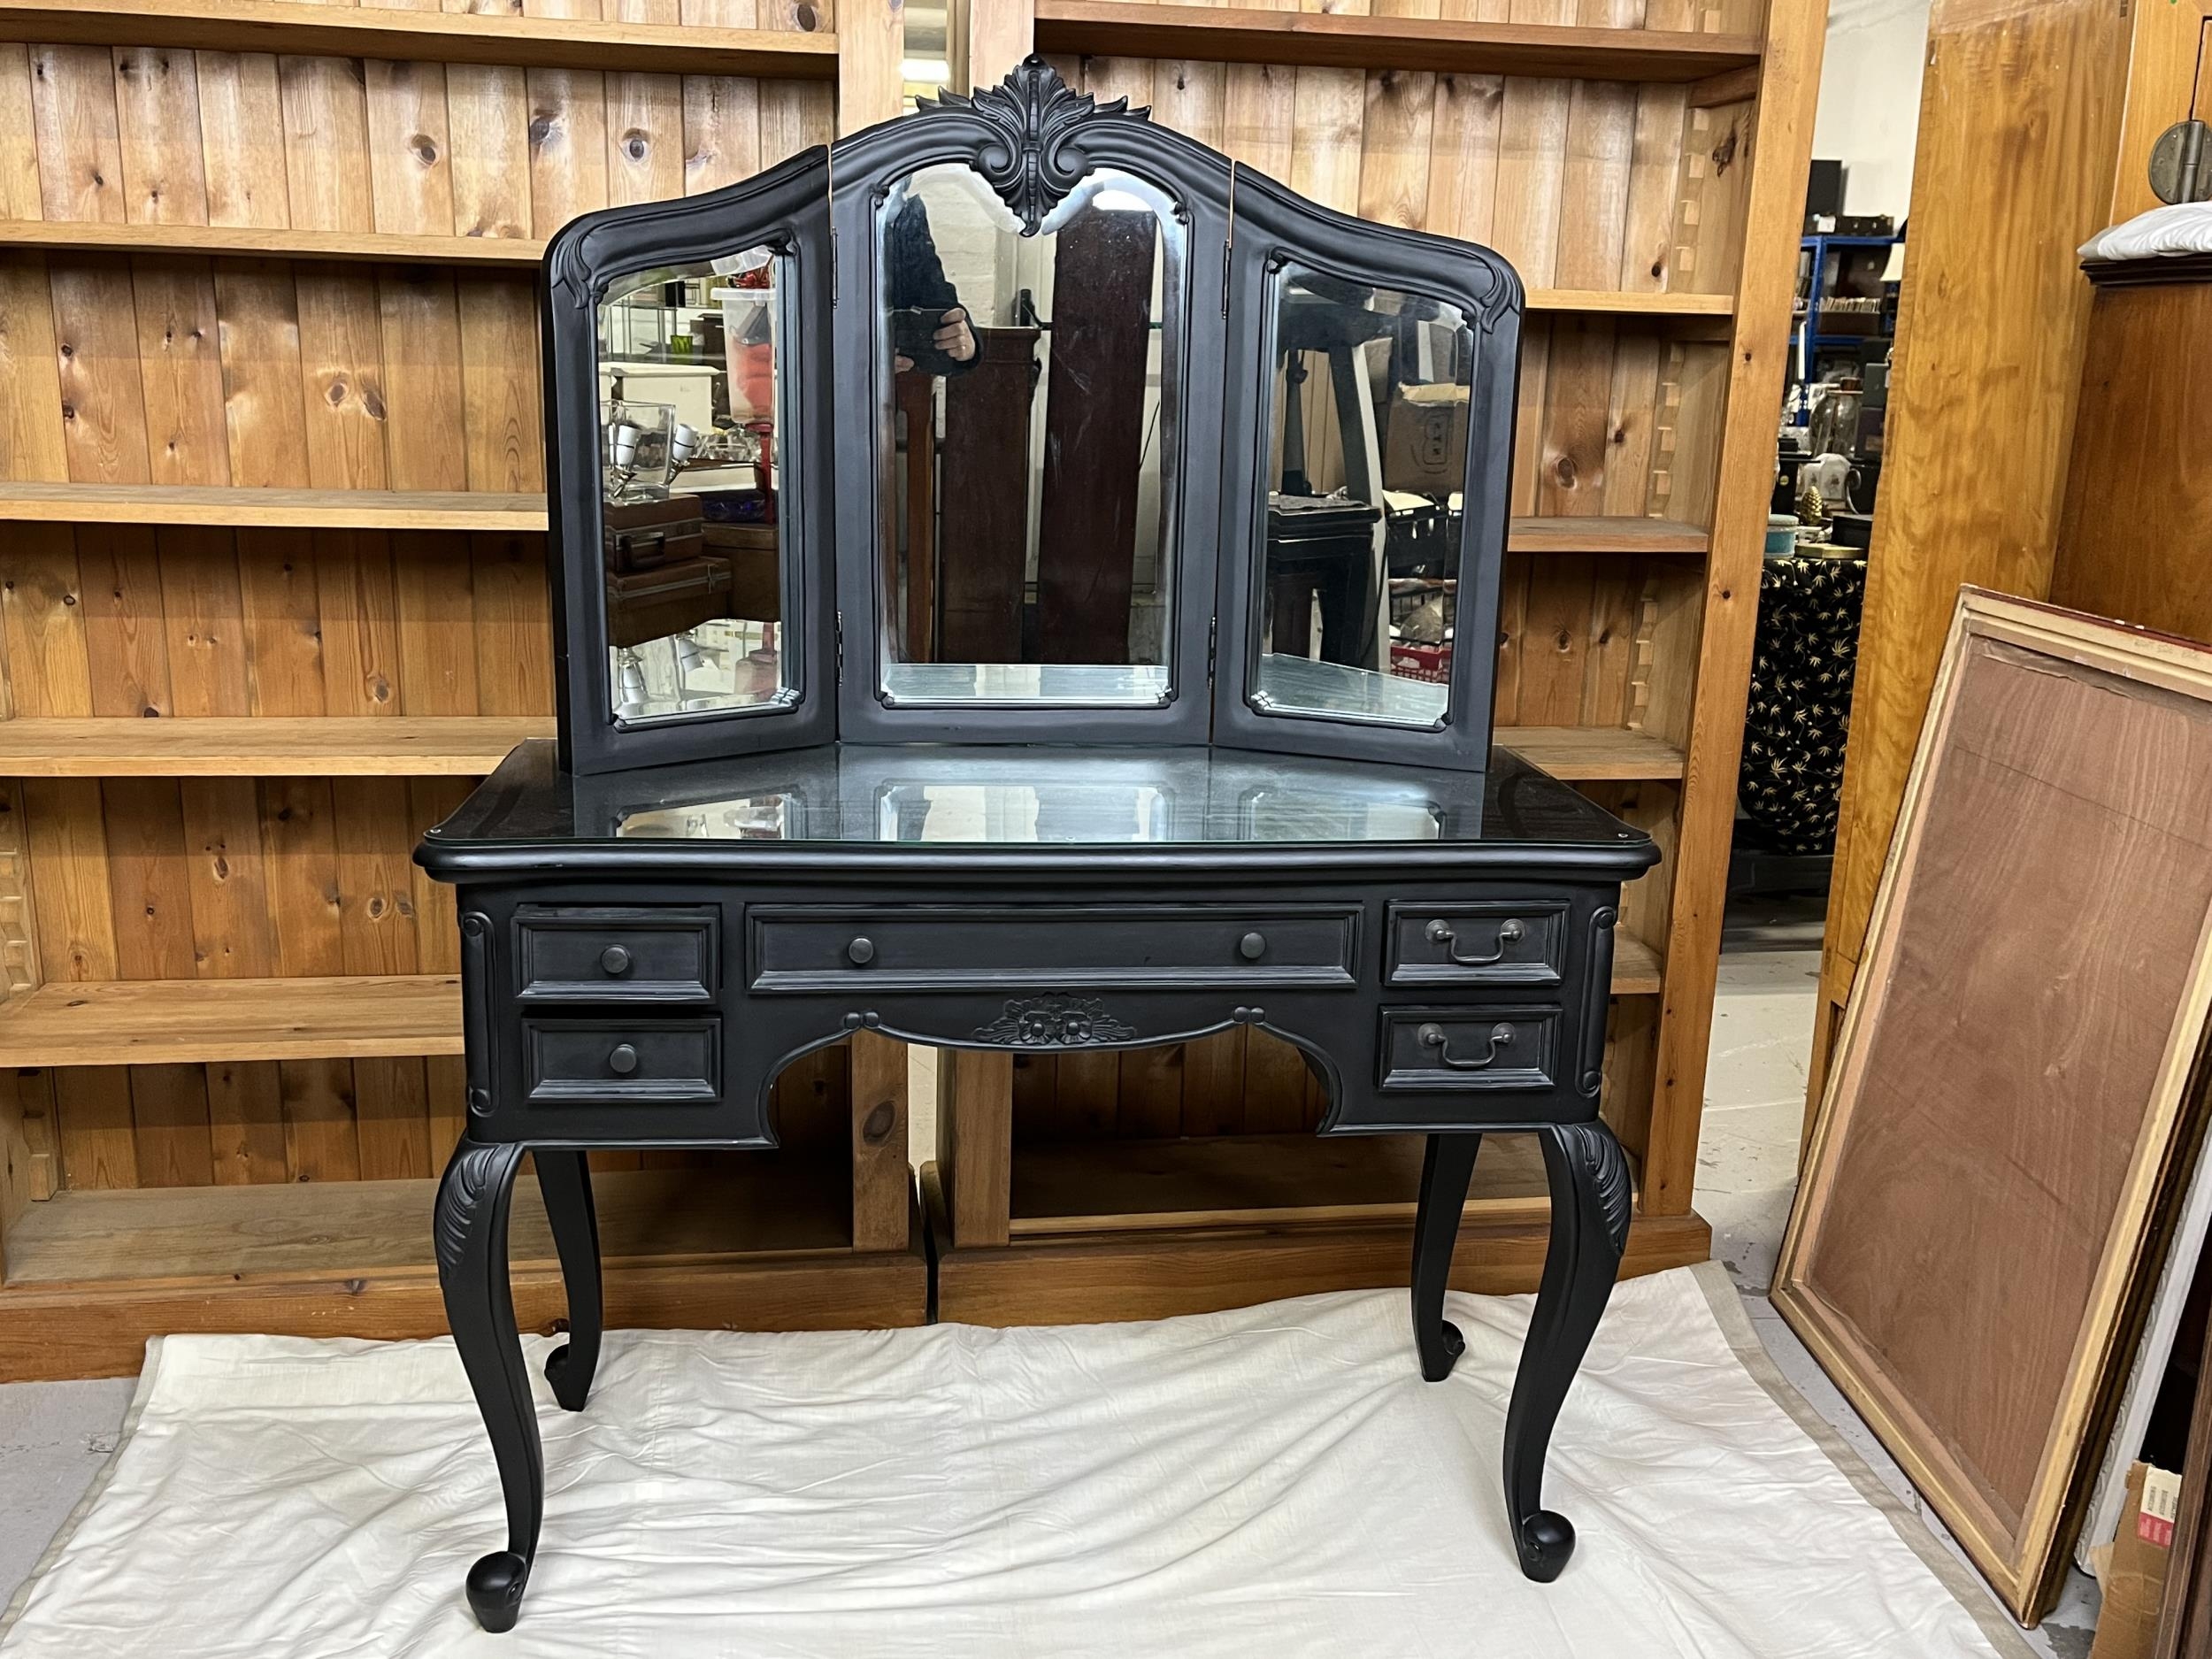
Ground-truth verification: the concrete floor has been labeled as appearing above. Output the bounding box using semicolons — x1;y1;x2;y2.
0;913;2104;1653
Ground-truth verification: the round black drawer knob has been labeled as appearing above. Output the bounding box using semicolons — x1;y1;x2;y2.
607;1042;639;1077
1239;932;1267;961
848;937;876;965
600;945;633;976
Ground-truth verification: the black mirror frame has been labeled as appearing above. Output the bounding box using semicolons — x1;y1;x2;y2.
1210;167;1523;775
540;58;1525;778
826;60;1233;747
543;146;837;776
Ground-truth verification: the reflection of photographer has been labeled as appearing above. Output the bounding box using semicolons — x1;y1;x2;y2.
887;195;978;375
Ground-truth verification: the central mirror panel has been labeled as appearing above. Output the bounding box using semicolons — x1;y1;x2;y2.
873;163;1185;707
597;250;791;727
1252;267;1476;731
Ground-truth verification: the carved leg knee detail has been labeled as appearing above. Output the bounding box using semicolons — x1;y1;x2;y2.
437;1141;542;1634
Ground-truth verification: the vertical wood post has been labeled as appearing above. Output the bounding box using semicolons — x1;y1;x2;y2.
1807;0;2139;1120
1640;0;1828;1216
848;1031;910;1250
837;0;906;135
937;1049;1013;1247
966;0;1035;91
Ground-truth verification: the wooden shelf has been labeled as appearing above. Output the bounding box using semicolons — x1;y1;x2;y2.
1527;288;1733;319
0;488;1702;553
0;483;548;531
1011;1132;1559;1236
0;0;839;77
0;717;550;777
0;975;462;1068
1498;725;1686;780
1612;934;1664;995
0;219;545;268
2;1162;851;1290
0;219;1731;326
1508;516;1707;557
1034;0;1758;83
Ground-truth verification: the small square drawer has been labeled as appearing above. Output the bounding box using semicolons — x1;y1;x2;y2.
1386;902;1566;988
1378;1006;1560;1092
523;1018;721;1105
513;905;718;1003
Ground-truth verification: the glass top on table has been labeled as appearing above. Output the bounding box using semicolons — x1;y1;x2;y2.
431;741;1647;853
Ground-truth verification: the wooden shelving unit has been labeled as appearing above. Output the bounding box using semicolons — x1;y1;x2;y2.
0;718;550;775
927;0;1822;1325
0;0;1812;1363
1032;0;1761;82
0;0;924;1379
0;0;840;77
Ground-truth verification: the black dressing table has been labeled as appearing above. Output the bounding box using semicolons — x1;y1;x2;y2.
418;58;1657;1634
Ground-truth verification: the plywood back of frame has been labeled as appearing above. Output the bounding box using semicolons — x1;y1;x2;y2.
1775;592;2212;1622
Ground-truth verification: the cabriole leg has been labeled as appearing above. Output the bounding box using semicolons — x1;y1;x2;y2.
534;1150;603;1412
1502;1119;1632;1584
1409;1132;1481;1381
436;1140;541;1634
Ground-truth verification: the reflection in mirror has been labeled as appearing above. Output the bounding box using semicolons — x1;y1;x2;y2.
874;164;1183;707
874;783;1173;842
618;793;795;839
597;250;793;726
1252;268;1475;730
1240;788;1442;842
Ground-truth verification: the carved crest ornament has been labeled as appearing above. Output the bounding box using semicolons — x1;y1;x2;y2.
914;57;1150;234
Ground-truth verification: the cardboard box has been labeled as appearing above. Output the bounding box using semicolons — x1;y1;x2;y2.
2090;1461;2182;1659
1382;383;1469;495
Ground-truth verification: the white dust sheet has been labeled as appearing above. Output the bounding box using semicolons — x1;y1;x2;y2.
1;1265;2032;1658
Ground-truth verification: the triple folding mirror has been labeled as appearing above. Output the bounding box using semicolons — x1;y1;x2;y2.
549;59;1519;776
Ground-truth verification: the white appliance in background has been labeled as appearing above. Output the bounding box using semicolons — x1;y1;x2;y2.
1794;451;1860;513
598;361;719;433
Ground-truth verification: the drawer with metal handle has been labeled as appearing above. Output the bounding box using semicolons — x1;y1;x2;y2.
1377;1006;1560;1092
1385;901;1566;987
748;903;1359;992
512;904;719;1003
522;1018;721;1105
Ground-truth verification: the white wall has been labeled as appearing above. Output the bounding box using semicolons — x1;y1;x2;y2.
1810;0;1932;223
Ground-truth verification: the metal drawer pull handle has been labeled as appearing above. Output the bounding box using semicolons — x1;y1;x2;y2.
607;1042;639;1076
1240;931;1267;961
1418;1021;1515;1070
600;945;632;976
847;936;876;965
1426;917;1524;966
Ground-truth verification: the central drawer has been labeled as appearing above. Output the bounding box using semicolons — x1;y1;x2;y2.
748;904;1359;992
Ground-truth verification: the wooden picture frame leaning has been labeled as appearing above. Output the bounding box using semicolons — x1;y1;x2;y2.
1774;588;2212;1624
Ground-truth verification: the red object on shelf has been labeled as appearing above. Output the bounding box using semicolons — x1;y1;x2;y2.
1389;640;1451;683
